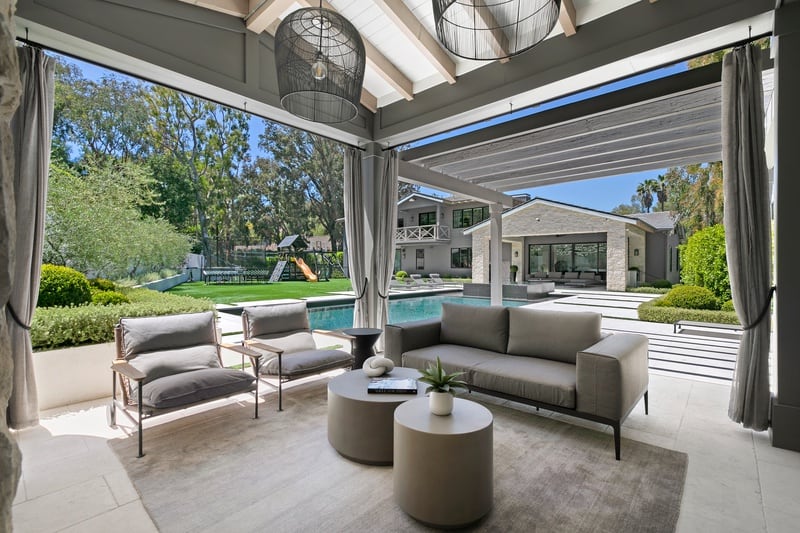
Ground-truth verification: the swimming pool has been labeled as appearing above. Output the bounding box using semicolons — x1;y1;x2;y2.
308;294;529;331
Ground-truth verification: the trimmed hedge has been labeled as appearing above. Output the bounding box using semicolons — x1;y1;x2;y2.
31;288;214;350
657;285;719;310
89;278;117;291
91;289;130;306
628;287;671;294
38;264;92;308
638;299;740;325
721;299;736;312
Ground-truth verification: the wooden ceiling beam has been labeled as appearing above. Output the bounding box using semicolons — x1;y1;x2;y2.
472;0;511;63
246;0;294;34
178;0;248;17
374;0;458;84
560;0;578;37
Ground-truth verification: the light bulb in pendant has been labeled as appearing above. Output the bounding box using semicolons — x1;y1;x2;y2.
311;51;327;80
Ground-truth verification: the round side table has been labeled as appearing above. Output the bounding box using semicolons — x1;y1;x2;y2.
342;327;383;369
327;367;424;465
393;398;493;528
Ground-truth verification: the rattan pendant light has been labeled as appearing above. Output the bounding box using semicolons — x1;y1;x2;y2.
433;0;561;61
275;5;366;123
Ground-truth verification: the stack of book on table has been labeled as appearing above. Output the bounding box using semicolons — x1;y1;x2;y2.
367;377;418;394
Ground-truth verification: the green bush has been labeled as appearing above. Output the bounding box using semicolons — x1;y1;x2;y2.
88;278;117;291
38;264;92;308
657;285;720;310
31;288;214;350
395;270;408;281
638;299;740;325
721;299;736;312
627;287;671;294
91;289;130;306
650;279;673;289
680;224;731;300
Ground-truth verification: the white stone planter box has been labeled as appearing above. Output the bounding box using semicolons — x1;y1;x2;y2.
33;342;115;411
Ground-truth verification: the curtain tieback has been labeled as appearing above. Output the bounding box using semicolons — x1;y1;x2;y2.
6;303;32;330
355;277;368;300
743;285;776;331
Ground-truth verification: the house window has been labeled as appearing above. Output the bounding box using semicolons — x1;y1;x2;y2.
452;206;490;228
451;247;472;268
529;242;607;273
418;211;436;226
397;218;404;228
552;244;573;272
669;247;673;272
528;245;549;274
416;249;424;269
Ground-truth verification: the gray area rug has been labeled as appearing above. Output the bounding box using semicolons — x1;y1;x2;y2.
109;379;687;532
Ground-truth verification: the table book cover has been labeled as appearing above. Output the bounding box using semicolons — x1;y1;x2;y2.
367;377;418;394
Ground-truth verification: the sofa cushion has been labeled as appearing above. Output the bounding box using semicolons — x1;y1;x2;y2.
506;308;602;364
440;303;509;354
471;355;577;409
250;331;317;354
128;344;221;384
139;368;255;409
243;302;310;339
260;349;353;377
120;311;216;358
402;344;504;381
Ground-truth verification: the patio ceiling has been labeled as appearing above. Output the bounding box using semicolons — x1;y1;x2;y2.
13;0;775;202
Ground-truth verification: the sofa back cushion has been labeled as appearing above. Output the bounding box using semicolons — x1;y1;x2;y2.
120;311;217;359
242;302;310;339
440;303;508;353
506;308;602;364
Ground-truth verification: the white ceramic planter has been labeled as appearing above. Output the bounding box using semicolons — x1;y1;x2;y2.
429;391;454;416
33;342;115;411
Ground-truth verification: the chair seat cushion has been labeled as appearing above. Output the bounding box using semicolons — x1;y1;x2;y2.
260;349;353;377
140;368;256;409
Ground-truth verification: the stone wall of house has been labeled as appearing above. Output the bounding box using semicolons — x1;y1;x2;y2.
470;203;636;291
0;0;21;529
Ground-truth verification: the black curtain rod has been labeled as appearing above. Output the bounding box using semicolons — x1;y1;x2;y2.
385;31;772;151
14;34;364;151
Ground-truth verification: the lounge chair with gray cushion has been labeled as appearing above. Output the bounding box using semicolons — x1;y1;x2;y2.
109;311;261;458
242;302;354;411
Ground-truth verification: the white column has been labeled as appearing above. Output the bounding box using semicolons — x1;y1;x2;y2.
489;203;503;306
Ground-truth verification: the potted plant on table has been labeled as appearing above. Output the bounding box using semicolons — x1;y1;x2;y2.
510;264;519;283
417;357;468;416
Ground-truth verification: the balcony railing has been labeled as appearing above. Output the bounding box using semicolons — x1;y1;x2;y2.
395;224;451;244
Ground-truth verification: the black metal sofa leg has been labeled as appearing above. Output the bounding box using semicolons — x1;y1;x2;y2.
613;422;621;461
644;391;649;415
137;381;144;458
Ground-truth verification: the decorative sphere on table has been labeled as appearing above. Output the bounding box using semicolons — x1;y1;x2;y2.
362;356;394;377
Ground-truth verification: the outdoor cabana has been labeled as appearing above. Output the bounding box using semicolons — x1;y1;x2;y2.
2;0;799;528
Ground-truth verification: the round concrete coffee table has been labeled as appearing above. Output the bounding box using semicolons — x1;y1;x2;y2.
393;398;493;528
327;367;424;465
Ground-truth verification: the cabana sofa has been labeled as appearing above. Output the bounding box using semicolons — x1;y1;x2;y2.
385;303;649;460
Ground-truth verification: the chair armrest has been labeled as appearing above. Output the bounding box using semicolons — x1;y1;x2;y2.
384;318;442;367
575;333;649;421
244;340;284;355
220;342;263;359
312;329;355;342
111;360;146;382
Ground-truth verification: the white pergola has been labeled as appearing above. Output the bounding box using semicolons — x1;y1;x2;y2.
11;0;800;451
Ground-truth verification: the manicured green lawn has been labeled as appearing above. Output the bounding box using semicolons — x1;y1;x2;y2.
166;279;354;304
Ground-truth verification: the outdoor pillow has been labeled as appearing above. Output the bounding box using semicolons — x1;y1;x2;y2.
243;302;310;338
440;303;509;354
506;307;601;364
139;368;255;409
121;311;216;357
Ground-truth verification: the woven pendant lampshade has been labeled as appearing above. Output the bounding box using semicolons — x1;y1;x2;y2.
275;7;366;123
433;0;561;61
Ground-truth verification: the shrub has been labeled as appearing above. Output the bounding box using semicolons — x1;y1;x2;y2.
91;289;130;306
650;279;673;289
140;272;162;283
721;299;736;313
395;270;408;281
38;264;92;308
680;224;731;300
31;288;214;350
628;287;671;294
89;278;117;291
657;285;720;310
638;299;739;325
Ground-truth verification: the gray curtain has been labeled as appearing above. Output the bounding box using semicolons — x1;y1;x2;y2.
722;45;772;431
344;147;368;327
7;47;55;428
373;150;398;343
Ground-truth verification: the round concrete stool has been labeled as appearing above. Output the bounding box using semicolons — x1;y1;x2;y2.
393;398;493;528
327;368;424;465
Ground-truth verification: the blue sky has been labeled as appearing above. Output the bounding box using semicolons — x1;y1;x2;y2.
63;55;685;213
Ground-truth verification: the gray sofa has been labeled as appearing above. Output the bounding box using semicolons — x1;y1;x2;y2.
385;303;649;460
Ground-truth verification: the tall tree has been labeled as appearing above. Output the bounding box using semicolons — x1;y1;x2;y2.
259;122;345;250
655;174;668;211
146;88;249;259
636;180;655;212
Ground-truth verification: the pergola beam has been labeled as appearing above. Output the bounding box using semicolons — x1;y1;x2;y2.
398;161;514;207
178;0;248;17
374;0;458;84
560;0;578;37
246;0;293;34
472;0;511;63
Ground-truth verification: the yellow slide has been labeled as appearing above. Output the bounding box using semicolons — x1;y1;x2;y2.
294;257;318;282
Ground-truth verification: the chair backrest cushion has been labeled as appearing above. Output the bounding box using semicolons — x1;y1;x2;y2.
242;302;310;339
129;345;221;384
250;331;317;354
506;308;602;364
440;303;508;353
120;311;217;358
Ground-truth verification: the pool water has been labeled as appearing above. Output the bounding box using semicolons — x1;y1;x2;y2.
308;294;529;331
